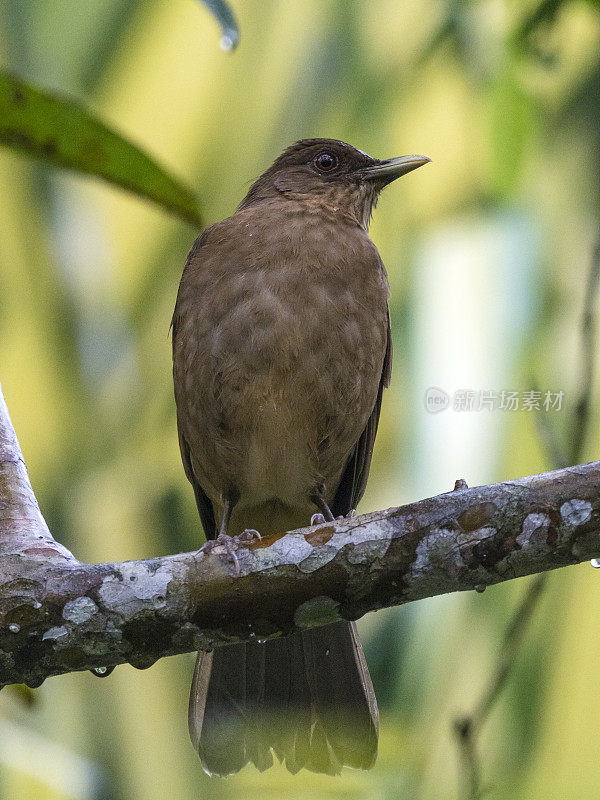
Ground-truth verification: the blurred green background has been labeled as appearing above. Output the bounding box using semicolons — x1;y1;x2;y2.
1;0;599;798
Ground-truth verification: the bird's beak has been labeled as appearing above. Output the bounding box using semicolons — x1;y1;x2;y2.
360;154;431;182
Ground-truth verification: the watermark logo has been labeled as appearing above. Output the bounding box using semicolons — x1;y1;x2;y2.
424;386;450;414
424;388;564;413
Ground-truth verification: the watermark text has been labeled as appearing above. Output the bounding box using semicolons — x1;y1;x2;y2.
424;388;564;414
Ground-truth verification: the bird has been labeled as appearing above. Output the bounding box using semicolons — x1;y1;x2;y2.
172;138;430;776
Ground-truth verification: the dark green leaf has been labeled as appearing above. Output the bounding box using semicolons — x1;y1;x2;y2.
0;71;203;226
515;0;564;42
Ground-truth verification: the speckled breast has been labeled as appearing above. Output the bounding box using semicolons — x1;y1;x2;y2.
173;203;389;509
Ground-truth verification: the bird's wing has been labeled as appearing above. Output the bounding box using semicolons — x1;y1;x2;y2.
172;228;218;541
331;308;392;517
177;423;217;540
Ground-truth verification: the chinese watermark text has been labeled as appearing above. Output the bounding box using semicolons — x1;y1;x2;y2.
424;388;564;414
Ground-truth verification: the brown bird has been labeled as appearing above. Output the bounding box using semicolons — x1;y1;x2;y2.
172;138;430;776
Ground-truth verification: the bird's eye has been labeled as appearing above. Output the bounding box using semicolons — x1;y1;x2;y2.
314;153;338;172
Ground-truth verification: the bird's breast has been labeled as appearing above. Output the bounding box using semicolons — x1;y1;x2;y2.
174;209;389;513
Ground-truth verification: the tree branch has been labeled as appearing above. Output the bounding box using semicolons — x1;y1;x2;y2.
1;382;600;688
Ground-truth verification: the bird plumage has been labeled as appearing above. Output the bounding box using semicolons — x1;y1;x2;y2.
172;138;429;775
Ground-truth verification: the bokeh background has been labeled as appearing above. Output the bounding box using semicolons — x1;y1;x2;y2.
1;0;599;798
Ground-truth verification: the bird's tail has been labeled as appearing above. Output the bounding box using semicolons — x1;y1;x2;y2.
188;621;379;776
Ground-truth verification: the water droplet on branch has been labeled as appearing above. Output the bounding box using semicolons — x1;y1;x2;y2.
91;665;115;678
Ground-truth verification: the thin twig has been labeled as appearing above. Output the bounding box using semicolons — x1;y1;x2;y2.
454;235;600;799
454;715;482;800
569;238;600;465
472;573;547;728
534;387;568;470
455;572;548;800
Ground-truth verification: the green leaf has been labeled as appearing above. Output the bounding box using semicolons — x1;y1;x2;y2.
198;0;240;50
0;71;203;226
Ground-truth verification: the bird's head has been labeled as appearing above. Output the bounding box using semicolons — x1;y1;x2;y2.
239;138;430;229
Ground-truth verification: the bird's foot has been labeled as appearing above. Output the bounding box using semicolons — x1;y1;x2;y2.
310;509;355;525
202;530;261;576
238;528;261;543
202;533;240;573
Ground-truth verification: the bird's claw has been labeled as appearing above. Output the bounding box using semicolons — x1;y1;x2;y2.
202;533;241;574
201;529;261;576
311;509;355;526
238;528;261;542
